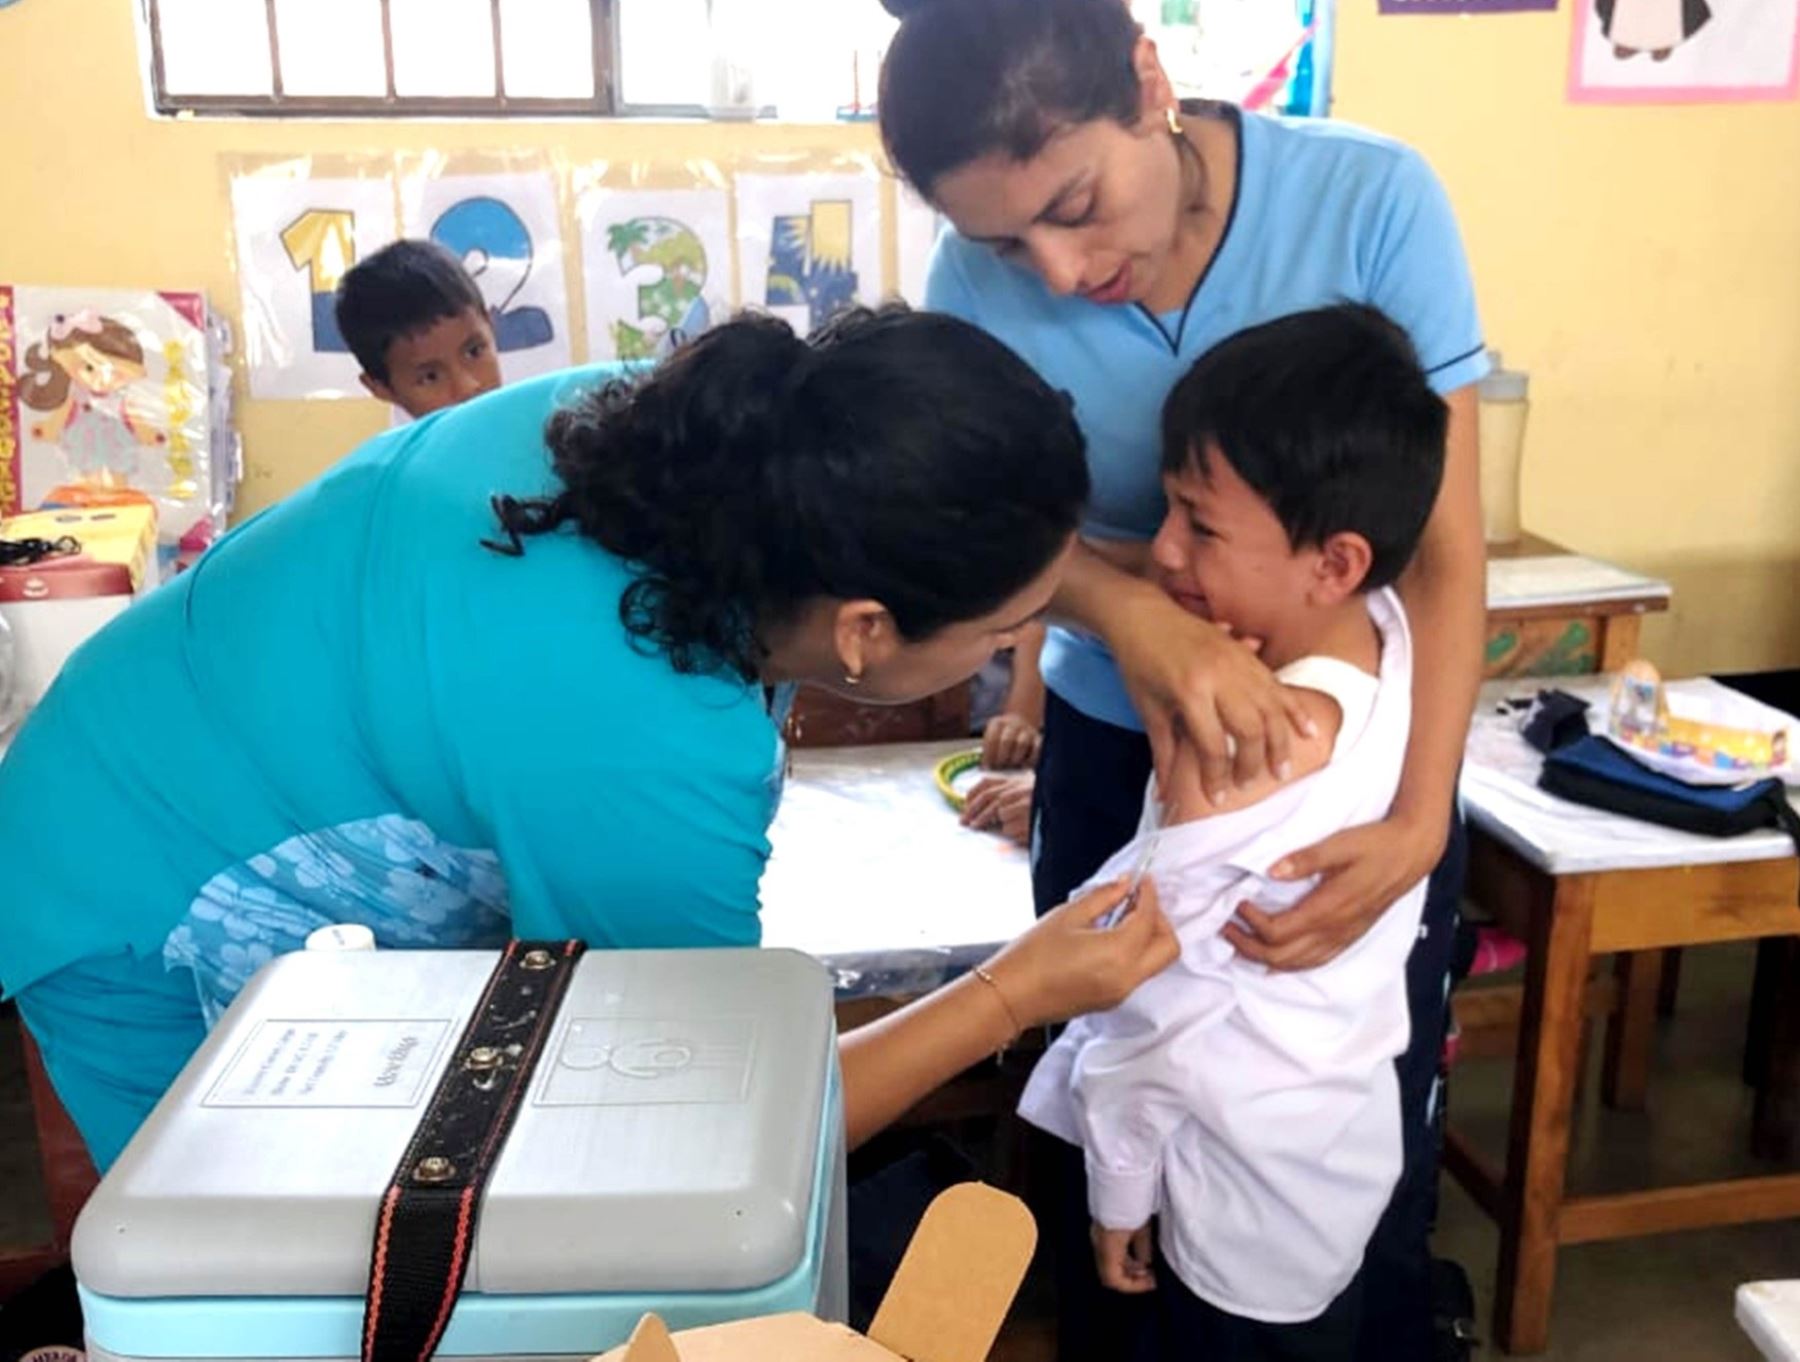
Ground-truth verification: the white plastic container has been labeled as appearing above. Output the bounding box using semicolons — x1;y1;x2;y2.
1478;354;1531;544
74;947;845;1361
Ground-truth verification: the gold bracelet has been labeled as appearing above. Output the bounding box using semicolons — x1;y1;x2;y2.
972;963;1023;1048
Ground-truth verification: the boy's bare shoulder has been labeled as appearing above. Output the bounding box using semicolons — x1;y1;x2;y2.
1165;685;1342;823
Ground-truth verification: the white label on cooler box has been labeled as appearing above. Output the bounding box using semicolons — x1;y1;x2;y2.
204;1019;453;1108
537;1016;756;1106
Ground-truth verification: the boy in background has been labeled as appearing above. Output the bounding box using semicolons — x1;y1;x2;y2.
334;239;501;419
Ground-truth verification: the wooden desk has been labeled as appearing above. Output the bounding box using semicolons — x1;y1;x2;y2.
784;682;972;749
1484;535;1671;678
1452;680;1800;1354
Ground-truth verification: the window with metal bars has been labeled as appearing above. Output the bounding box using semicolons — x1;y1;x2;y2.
141;0;898;120
140;0;1328;122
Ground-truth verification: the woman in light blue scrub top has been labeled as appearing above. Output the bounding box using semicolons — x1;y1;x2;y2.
0;307;1178;1173
879;2;1489;1359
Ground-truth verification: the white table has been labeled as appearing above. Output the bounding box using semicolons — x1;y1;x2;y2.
1452;674;1800;1354
1481;540;1671;679
1462;674;1799;876
1484;552;1672;613
1740;1281;1800;1362
759;740;1033;998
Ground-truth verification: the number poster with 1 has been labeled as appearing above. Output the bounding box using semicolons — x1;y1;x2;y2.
231;164;399;399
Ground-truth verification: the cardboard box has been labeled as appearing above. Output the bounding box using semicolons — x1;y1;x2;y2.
598;1183;1036;1362
1;505;157;592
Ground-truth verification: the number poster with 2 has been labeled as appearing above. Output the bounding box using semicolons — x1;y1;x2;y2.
398;168;573;382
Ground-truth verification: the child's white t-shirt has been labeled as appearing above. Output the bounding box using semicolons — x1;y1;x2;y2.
1017;588;1427;1324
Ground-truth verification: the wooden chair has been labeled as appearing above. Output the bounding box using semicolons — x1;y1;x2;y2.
785;682;973;749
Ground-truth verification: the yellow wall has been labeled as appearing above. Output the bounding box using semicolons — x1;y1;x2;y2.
0;3;879;515
1;0;1795;673
1333;3;1800;672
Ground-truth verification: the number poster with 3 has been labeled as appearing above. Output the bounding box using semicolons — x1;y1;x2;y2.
231;166;399;399
399;167;573;382
578;186;735;362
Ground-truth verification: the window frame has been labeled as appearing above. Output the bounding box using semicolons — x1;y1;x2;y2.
142;0;1328;122
144;0;619;117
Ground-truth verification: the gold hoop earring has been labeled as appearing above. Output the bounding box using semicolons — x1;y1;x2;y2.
1165;105;1183;136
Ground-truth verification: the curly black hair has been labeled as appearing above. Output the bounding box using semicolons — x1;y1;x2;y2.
486;306;1089;681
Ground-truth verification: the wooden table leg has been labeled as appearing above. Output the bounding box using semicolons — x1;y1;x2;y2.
1746;938;1782;1087
1597;614;1643;672
1656;946;1683;1018
1752;937;1800;1163
1495;874;1596;1356
1602;951;1659;1111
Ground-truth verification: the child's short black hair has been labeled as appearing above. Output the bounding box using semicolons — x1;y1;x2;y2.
1160;304;1449;591
334;239;487;384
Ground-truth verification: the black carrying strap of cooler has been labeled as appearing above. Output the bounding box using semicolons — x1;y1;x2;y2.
361;939;586;1362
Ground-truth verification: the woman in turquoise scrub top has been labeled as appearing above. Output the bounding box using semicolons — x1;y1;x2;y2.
879;3;1488;1358
0;307;1177;1172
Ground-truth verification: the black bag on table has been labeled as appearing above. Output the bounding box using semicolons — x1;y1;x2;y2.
1539;733;1800;846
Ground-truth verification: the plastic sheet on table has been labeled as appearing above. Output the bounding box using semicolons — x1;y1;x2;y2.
760;741;1034;1000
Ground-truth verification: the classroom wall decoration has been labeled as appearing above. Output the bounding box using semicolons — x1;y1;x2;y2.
894;181;942;308
577;186;735;362
399;166;573;382
228;153;915;399
1379;0;1555;16
231;165;399;399
2;286;238;554
735;170;884;335
1570;0;1799;100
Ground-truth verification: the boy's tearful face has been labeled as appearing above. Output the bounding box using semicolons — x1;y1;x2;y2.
1150;443;1318;646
